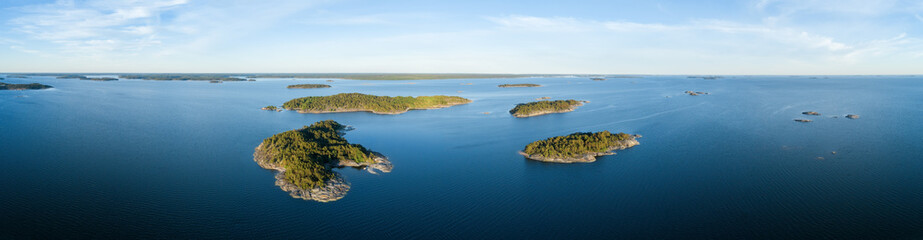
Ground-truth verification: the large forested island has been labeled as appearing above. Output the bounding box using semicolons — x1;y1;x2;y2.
287;84;331;89
118;74;247;81
282;93;471;114
498;83;542;88
254;120;392;202
0;82;53;90
509;99;586;117
57;75;118;81
519;131;641;163
247;73;527;80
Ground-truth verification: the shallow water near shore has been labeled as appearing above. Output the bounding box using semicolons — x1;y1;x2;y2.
1;75;922;239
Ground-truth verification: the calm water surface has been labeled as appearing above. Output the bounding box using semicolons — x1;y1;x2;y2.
1;75;922;239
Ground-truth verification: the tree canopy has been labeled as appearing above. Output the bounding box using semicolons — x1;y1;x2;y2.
523;131;633;158
287;84;331;89
258;120;376;189
0;82;53;90
498;83;541;88
118;74;246;81
509;100;583;117
282;93;471;114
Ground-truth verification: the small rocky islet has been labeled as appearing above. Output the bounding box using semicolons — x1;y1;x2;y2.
794;111;860;122
685;90;710;96
261;105;282;111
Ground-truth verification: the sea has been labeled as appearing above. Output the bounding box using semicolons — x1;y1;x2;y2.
1;75;921;239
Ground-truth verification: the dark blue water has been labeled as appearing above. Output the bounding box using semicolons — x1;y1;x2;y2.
1;75;922;239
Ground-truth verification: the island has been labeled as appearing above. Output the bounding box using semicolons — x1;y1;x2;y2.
846;114;860;119
56;75;118;81
685;91;710;96
802;111;821;115
118;74;247;81
253;120;392;202
519;131;641;163
509;99;585;118
287;84;331;89
688;76;722;80
499;83;542;88
590;77;606;81
0;82;53;90
261;105;280;111
246;73;527;80
282;93;471;115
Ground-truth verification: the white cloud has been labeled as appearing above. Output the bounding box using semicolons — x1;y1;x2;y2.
487;15;590;32
9;0;187;54
6;0;323;58
488;15;853;52
693;20;851;51
10;45;41;54
297;13;435;26
604;21;675;32
754;0;901;15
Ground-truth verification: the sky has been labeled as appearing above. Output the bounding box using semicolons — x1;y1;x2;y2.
1;0;922;74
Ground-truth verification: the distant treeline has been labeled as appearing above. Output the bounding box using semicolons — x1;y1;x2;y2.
57;75;118;81
118;74;247;81
523;131;633;158
247;73;528;80
498;83;541;88
4;73;541;81
287;84;331;89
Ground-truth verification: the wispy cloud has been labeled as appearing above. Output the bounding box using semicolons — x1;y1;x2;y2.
486;15;591;32
7;0;323;57
754;0;901;15
488;15;852;52
9;0;187;54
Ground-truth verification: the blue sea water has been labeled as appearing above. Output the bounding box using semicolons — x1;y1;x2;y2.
1;75;922;239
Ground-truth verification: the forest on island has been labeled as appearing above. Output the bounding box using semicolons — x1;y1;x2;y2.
287;84;331;89
509;100;582;116
259;120;376;189
283;93;470;113
523;131;633;158
0;82;53;90
498;83;541;87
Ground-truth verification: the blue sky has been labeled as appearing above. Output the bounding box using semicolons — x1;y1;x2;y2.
1;0;922;74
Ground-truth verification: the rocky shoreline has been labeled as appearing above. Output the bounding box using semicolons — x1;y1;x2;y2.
253;143;392;202
518;135;641;163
